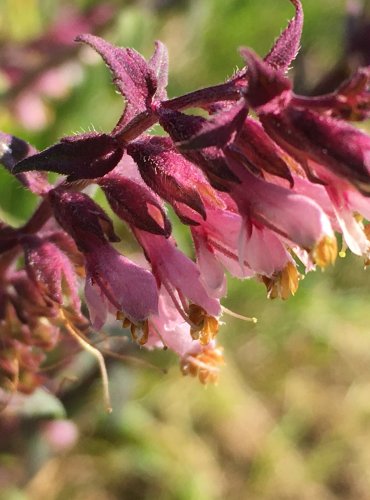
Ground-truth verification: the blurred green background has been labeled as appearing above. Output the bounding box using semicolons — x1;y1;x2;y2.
2;0;370;499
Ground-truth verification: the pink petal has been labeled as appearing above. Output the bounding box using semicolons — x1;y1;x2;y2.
84;279;108;330
135;231;221;317
85;244;159;323
243;225;291;277
149;288;202;357
191;228;227;298
228;159;334;250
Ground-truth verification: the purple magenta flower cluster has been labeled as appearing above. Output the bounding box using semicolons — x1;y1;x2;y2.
1;0;370;397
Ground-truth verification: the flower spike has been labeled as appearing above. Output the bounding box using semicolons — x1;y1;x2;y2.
2;0;370;396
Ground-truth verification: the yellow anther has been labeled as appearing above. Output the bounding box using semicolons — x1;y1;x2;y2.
180;346;224;385
311;236;337;268
188;304;219;345
130;321;149;346
262;261;299;300
117;311;149;346
364;224;370;241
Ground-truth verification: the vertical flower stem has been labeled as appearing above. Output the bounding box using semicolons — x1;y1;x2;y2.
60;310;112;414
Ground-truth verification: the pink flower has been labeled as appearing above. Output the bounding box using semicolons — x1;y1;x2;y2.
226;159;337;264
50;188;159;329
133;229;222;345
3;0;370;394
135;229;220;311
145;288;224;384
84;243;158;329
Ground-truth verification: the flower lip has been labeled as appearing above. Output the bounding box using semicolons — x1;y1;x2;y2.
85;243;159;325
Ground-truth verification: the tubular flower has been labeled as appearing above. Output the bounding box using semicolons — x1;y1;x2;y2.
1;0;370;398
144;288;224;384
84;243;159;329
133;229;221;340
49;188;159;328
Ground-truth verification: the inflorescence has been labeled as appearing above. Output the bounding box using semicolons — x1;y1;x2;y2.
0;0;370;407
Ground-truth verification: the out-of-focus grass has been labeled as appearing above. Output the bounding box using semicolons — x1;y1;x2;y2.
22;261;370;500
1;0;370;499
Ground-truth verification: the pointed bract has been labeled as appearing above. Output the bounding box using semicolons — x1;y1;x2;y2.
49;189;119;252
158;109;241;189
13;132;123;181
76;34;157;129
100;174;172;237
260;108;370;194
22;236;80;310
148;40;169;101
287;109;370;190
292;67;370;121
264;0;303;72
241;48;292;113
233;117;294;185
333;66;370;121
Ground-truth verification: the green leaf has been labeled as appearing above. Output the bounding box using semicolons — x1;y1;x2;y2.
19;388;66;419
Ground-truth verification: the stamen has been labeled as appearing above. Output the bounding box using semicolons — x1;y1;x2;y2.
163;282;195;327
364;224;370;240
59;309;112;414
130;321;149;346
117;311;149;346
354;212;364;223
311;236;337;268
339;237;347;258
280;261;300;297
188;304;219;345
123;318;131;328
262;261;299;300
180;346;224;385
221;305;257;323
